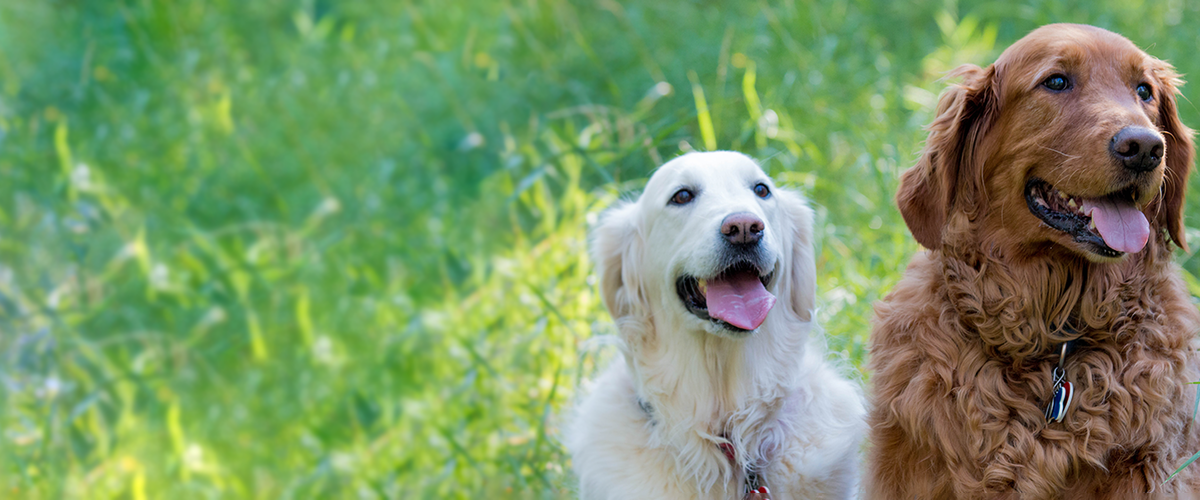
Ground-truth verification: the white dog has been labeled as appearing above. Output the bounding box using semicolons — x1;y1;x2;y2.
566;152;864;500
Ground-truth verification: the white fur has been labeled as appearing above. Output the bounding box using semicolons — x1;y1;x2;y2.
565;151;865;499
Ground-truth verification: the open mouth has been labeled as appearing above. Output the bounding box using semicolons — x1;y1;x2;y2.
675;261;776;332
1025;178;1149;258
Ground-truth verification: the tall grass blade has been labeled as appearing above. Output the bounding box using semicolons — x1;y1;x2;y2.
688;70;717;151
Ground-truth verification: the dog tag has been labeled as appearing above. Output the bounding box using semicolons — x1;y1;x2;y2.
1044;380;1073;423
1044;344;1074;423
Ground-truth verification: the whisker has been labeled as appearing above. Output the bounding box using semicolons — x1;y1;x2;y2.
1154;181;1166;218
1039;146;1081;160
1056;160;1085;188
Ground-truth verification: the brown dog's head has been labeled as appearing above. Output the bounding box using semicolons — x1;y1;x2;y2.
899;24;1194;260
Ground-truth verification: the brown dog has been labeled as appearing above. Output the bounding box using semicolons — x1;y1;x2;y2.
868;24;1200;499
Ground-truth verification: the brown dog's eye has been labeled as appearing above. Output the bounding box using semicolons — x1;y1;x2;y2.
670;189;694;205
1136;83;1153;102
753;183;771;199
1042;75;1070;92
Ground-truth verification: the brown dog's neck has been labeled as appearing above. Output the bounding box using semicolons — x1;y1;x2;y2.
937;231;1177;363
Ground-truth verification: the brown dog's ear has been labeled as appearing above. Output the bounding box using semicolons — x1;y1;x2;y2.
776;189;816;322
898;64;999;249
592;201;646;320
1152;62;1194;251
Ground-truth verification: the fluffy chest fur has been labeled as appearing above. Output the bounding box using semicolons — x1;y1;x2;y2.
868;248;1200;499
568;338;863;500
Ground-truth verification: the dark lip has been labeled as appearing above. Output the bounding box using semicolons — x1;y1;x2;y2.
1024;178;1133;259
675;261;773;332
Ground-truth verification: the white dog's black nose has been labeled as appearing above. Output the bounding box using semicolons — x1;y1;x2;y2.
721;212;764;245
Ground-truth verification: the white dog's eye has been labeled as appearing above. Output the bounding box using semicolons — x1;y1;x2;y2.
670;189;695;205
753;183;771;199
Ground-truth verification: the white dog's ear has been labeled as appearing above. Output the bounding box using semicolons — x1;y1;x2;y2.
776;189;816;322
592;201;646;320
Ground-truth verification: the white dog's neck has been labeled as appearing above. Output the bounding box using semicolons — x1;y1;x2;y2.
622;313;811;491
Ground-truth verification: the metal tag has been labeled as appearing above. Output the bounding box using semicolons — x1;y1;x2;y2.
1044;343;1074;423
1044;374;1073;422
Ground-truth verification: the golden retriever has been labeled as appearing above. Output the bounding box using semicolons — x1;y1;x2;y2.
867;24;1200;499
567;151;865;499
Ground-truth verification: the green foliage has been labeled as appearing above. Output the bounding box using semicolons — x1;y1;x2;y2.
1;0;1199;498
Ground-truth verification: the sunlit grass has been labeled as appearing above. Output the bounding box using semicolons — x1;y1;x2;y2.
2;1;1200;498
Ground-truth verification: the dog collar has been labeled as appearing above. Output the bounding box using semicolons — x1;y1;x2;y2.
637;398;771;498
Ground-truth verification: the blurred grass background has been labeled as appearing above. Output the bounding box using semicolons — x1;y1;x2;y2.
2;0;1200;498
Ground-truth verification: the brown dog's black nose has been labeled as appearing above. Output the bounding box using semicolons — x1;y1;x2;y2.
1110;126;1164;173
721;212;764;245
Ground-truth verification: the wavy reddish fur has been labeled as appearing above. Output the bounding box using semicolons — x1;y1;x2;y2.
869;24;1200;499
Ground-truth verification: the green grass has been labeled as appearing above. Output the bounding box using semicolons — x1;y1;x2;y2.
2;1;1200;498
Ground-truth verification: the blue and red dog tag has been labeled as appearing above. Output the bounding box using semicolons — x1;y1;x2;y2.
1044;375;1073;423
1044;341;1075;423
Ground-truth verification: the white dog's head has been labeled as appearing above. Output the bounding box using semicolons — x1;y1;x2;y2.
594;151;816;339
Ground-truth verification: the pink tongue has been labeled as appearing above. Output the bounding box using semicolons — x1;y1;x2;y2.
705;272;776;330
1082;198;1150;253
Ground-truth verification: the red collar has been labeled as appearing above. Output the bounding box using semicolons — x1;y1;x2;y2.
638;398;770;498
719;434;768;498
